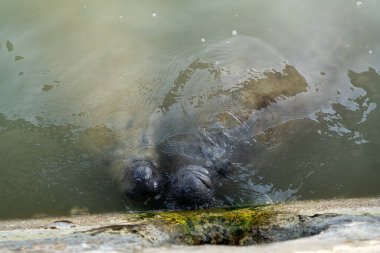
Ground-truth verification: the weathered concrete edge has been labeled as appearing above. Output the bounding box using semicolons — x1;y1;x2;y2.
0;197;379;251
1;197;378;231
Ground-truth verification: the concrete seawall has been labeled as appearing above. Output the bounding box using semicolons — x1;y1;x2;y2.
1;198;379;252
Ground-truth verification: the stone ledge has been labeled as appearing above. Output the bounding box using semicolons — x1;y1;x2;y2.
0;197;379;252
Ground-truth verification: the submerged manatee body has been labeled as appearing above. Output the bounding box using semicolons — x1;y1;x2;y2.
121;35;309;209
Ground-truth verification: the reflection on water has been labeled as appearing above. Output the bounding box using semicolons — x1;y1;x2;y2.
0;0;379;219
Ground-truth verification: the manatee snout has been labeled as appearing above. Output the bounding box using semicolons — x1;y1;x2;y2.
122;160;215;209
122;159;161;198
170;165;214;209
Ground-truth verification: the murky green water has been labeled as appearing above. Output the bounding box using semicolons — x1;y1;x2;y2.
0;0;379;219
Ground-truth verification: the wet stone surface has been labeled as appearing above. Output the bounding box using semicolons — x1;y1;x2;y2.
0;198;379;252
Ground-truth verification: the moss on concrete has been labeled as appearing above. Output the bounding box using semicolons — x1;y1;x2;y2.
131;206;275;245
1;198;380;251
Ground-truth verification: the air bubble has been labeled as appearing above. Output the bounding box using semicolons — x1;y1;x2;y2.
201;38;206;43
232;30;237;36
369;50;373;54
152;12;157;18
356;1;363;6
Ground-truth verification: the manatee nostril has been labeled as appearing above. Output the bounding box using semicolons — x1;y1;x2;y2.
181;187;193;196
135;178;143;184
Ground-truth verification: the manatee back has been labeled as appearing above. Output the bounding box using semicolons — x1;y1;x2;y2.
141;35;308;207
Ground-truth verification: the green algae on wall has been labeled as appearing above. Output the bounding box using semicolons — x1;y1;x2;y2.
134;206;275;245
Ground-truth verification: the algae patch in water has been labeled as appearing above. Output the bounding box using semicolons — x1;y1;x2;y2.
42;84;54;92
5;40;14;52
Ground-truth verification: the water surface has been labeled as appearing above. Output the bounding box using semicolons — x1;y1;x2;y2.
0;0;379;219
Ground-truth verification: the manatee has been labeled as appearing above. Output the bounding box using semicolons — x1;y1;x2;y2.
121;35;308;210
168;165;214;209
154;127;243;209
121;158;162;199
